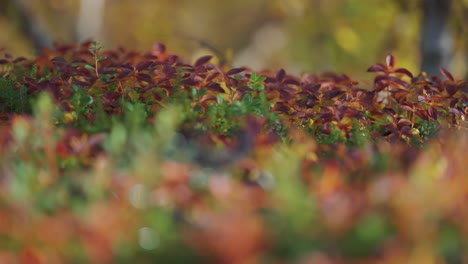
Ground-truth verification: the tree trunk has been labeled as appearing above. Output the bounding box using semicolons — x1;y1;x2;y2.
420;0;453;77
76;0;106;43
11;0;53;52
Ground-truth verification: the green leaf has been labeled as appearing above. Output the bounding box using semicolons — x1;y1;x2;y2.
437;224;463;261
216;94;223;105
190;87;197;98
105;122;128;155
11;117;29;146
340;213;393;257
83;95;94;105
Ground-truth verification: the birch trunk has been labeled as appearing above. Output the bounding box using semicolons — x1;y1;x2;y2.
76;0;106;42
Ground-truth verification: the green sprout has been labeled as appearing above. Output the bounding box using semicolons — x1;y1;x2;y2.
84;41;107;77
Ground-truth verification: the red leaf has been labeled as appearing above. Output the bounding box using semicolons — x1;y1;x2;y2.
400;126;412;136
20;248;41;264
51;56;67;64
136;73;153;83
427;106;438;119
204;64;216;70
194;55;213;67
431;76;443;87
88;133;107;147
394;68;414;79
386;54;395;68
13;57;27;63
397;118;412;128
152;42;166;54
167;55;179;64
400;105;414;112
445;84;459;96
373;75;387;84
440;67;454;82
272;102;289;113
461;82;468;93
140;84;156;93
226;67;245;76
449;108;462;115
279;89;295;100
264;77;277;83
415;110;430;121
236;85;254;92
205;82;225;93
200;94;217;103
302;83;321;94
418;95;429;103
117;68;133;78
120;63;134;70
136;61;152;71
182;78;200;86
143;52;158;60
276;69;286;82
0;59;9;65
283;78;301;85
387;76;410;88
367;64;387;73
374;81;386;92
73;80;91;87
226;77;238;87
56;139;71;158
206;72;221;82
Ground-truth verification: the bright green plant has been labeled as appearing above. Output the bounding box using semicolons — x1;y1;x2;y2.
84;41;107;77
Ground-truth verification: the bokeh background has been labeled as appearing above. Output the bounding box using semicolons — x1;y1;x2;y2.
0;0;467;80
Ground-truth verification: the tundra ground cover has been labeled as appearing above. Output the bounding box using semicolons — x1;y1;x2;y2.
0;42;467;263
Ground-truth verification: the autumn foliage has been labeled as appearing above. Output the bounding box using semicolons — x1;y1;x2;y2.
0;41;467;263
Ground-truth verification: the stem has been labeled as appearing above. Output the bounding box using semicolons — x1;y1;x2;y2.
95;52;99;77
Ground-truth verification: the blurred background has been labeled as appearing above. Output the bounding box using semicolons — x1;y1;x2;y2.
0;0;467;79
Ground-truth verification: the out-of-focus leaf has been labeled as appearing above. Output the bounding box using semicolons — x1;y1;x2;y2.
394;68;414;79
194;55;213;67
386;54;395;68
439;67;454;82
226;67;245;76
367;64;386;73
